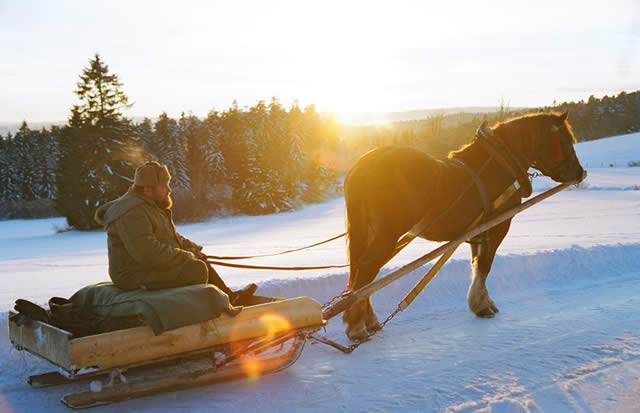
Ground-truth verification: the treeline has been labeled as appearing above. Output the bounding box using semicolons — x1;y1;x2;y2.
0;122;58;218
544;91;640;141
341;91;640;160
0;54;341;227
2;53;638;226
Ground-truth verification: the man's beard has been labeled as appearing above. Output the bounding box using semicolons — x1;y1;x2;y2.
153;193;173;210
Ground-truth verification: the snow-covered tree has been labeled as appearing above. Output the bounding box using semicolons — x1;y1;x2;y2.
154;113;190;197
197;111;227;206
13;122;38;201
56;54;134;230
0;133;20;201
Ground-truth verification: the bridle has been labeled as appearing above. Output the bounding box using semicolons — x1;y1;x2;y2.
531;123;578;179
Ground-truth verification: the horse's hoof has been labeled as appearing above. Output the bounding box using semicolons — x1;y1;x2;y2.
364;311;381;333
367;322;382;333
490;303;499;313
346;322;368;342
475;307;496;318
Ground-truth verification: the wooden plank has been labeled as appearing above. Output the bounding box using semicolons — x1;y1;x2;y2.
8;311;72;370
69;296;324;371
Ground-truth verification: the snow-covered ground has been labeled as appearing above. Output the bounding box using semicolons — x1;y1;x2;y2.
0;132;638;412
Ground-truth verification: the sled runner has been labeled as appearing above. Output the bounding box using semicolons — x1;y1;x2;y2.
9;292;325;409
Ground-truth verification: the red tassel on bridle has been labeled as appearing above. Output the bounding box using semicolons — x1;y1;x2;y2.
551;135;564;162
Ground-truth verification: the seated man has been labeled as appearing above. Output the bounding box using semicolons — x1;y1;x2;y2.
94;161;256;305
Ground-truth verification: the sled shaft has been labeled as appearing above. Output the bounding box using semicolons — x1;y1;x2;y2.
323;181;577;320
398;242;460;311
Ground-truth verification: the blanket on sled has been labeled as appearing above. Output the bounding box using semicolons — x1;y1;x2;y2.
69;281;242;335
12;282;242;338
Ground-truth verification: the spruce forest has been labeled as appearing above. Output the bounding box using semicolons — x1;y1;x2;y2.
1;54;639;228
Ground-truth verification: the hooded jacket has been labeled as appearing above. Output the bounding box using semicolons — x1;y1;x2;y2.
95;190;203;290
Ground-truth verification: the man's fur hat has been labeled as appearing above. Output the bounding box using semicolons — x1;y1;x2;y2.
134;161;171;187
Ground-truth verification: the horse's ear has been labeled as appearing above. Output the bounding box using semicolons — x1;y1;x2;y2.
559;110;569;121
477;120;493;137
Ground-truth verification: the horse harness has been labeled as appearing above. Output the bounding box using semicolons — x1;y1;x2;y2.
405;122;530;248
474;122;532;198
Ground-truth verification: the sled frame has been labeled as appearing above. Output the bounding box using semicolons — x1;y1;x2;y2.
60;328;314;409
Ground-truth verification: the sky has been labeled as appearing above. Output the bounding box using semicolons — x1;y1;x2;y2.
1;0;639;123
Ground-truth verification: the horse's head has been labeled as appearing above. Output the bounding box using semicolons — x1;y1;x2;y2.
530;111;586;183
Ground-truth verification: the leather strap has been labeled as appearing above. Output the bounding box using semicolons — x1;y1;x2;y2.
475;127;532;198
450;158;492;218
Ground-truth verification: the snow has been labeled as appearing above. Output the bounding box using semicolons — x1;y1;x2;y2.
1;132;639;412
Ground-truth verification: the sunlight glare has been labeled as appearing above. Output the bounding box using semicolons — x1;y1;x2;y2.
230;312;294;380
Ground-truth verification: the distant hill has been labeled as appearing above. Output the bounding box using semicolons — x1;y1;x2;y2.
335;106;527;125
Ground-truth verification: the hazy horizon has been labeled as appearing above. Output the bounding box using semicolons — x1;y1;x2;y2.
1;0;639;123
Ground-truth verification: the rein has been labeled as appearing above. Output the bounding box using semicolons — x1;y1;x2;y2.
205;259;348;271
204;232;346;261
204;232;348;270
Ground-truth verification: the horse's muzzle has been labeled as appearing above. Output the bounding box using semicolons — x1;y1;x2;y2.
579;169;587;182
565;154;586;183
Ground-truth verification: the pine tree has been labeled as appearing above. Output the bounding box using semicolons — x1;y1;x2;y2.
40;127;59;200
241;100;279;214
56;54;135;230
0;134;10;201
189;111;227;212
14;122;38;201
133;117;155;160
284;102;309;204
154;113;191;198
221;102;253;213
2;133;20;202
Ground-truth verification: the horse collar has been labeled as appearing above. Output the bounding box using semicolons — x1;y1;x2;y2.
450;158;493;219
475;126;533;198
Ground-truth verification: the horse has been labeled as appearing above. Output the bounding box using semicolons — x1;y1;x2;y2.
342;111;586;341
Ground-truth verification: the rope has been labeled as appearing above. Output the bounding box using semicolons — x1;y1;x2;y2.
205;259;348;271
205;232;346;261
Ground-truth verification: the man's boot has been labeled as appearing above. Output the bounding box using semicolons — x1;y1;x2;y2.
206;263;257;305
230;283;258;306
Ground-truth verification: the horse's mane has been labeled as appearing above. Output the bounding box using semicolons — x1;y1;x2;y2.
448;111;576;159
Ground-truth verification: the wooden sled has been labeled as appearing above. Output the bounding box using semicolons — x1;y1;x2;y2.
9;295;326;409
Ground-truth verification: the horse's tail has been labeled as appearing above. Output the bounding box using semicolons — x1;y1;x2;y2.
344;177;368;291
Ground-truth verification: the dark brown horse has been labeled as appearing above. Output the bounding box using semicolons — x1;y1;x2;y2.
343;111;586;341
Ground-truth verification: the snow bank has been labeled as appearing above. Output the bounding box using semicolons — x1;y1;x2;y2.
575;132;640;169
259;243;640;315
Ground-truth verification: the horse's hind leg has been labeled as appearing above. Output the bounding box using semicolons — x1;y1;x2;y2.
344;235;397;341
467;219;512;317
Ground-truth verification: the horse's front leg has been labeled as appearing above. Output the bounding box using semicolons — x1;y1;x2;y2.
467;218;512;318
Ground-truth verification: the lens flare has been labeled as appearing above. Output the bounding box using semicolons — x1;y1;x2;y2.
259;313;292;342
0;393;15;413
243;358;264;381
230;312;294;380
